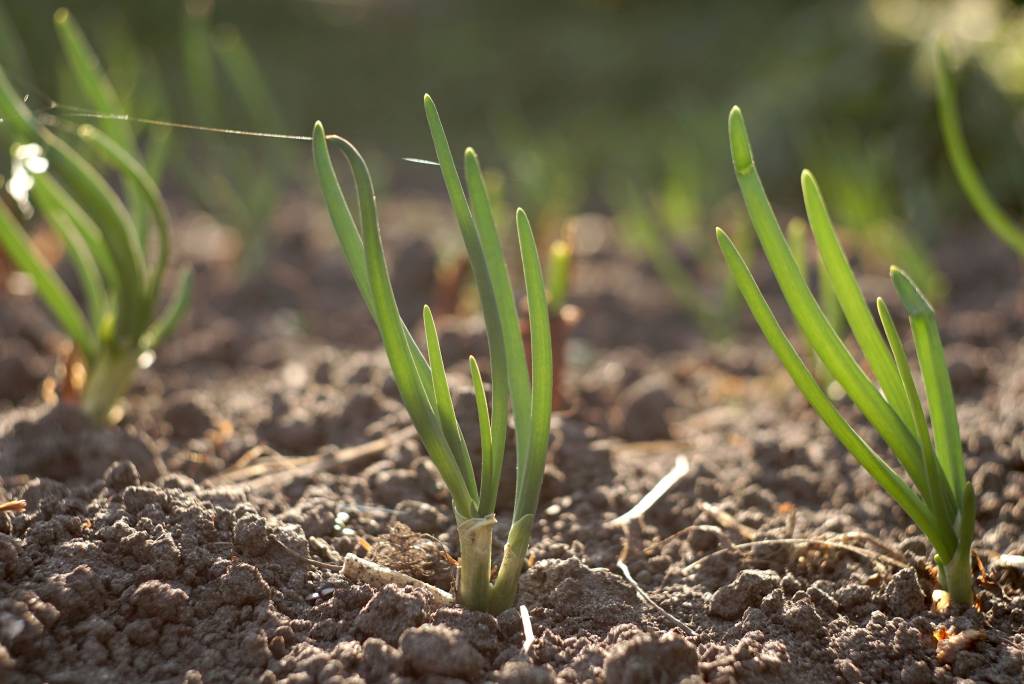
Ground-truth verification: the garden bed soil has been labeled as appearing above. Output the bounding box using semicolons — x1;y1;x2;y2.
1;198;1023;682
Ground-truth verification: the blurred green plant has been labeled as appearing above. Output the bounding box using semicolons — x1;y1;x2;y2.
934;45;1024;256
495;120;586;243
179;0;293;271
0;10;192;422
313;95;552;614
51;10;173;185
8;0;1012;296
613;185;706;316
53;8;153;238
539;228;580;411
718;106;975;604
611;177;743;335
871;0;1024;97
545;233;573;313
0;1;29;85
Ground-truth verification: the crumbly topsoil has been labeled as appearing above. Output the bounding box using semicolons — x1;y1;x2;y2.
1;201;1022;683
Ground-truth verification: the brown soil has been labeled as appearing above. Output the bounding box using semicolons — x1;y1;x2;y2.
1;198;1022;683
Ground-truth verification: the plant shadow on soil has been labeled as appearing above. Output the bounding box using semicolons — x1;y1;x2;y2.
1;200;1023;682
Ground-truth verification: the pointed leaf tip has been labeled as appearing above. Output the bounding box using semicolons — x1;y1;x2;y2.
800;168;816;188
728;106;754;175
891;266;934;316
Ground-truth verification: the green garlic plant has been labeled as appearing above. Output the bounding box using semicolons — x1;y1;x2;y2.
0;45;191;422
717;107;976;604
312;95;552;614
53;8;152;238
934;46;1024;257
545;235;573;314
49;8;172;185
180;2;291;272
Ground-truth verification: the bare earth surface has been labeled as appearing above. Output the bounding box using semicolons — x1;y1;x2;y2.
1;201;1022;683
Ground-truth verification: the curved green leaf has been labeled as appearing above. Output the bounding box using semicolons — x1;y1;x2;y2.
716;226;955;561
0;203;97;359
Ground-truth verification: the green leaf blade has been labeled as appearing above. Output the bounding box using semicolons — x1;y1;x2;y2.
312;122;435;401
462;147;530;450
891;267;966;505
53;8;149;234
0;204;97;360
801;170;916;435
423;305;479;506
469;356;494;508
934;46;1024;257
512;209;553;521
36;205;107;329
141;269;194;350
876;296;957;530
717;227;955;560
728;106;927;491
75;124;171;309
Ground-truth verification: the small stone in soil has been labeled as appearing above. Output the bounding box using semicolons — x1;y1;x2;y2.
882;567;928;618
353;584;426;646
708;569;782;620
399;624;487;680
492;657;557;683
603;632;699;684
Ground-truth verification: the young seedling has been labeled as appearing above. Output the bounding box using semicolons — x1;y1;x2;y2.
934;46;1024;257
53;8;150;235
312;95;552;614
545;232;573;315
0;52;191;422
522;229;580;411
717;106;976;604
53;8;173;184
179;1;290;271
615;185;707;321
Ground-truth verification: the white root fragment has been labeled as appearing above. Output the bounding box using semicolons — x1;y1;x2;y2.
991;553;1024;570
617;560;696;636
932;589;952;613
700;501;756;540
611;454;690;526
341;553;453;605
519;605;535;655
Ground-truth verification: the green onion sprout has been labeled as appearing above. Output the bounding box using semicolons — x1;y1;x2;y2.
717;106;976;604
0;12;192;423
546;235;573;313
312;95;553;614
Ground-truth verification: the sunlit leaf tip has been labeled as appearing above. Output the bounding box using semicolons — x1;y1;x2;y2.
890;266;933;316
728;106;753;175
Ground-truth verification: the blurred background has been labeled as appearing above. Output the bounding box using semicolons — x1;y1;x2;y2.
2;0;1024;307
